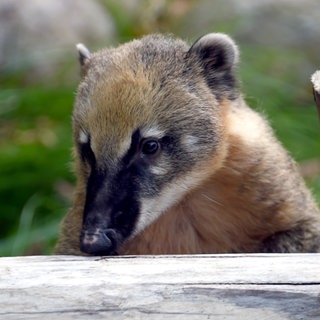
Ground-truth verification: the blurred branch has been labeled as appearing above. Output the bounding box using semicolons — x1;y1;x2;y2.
311;70;320;120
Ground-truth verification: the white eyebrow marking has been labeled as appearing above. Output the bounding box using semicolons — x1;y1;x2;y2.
141;126;165;139
79;130;89;144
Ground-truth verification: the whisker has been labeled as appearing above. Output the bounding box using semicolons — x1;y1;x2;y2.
174;180;223;207
201;193;223;206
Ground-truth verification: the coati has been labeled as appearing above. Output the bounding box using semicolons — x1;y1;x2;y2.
55;33;320;255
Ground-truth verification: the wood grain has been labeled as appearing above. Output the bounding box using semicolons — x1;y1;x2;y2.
0;254;319;319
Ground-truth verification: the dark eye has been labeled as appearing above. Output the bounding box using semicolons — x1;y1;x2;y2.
141;139;160;155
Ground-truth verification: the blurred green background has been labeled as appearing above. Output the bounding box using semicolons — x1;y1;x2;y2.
1;0;319;256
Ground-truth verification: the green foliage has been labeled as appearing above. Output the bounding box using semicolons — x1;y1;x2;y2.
239;45;320;202
0;87;74;255
240;45;320;161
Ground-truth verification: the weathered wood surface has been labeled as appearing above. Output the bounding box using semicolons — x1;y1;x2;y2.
0;254;320;319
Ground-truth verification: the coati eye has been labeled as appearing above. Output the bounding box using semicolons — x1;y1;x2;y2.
141;139;160;156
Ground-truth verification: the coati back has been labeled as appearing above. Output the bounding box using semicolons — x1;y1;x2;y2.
55;33;320;255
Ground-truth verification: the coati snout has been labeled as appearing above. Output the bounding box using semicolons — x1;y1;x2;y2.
80;229;118;255
79;135;141;255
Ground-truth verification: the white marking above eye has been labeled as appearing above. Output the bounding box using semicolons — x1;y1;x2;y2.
141;126;165;139
79;130;89;144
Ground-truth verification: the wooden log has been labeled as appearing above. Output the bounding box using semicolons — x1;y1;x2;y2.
0;254;320;319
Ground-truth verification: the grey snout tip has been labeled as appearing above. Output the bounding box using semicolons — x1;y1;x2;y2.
80;229;118;255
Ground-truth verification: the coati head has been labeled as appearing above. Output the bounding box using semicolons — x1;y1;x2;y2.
74;33;239;255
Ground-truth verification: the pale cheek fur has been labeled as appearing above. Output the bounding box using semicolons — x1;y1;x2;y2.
149;165;168;175
134;167;211;236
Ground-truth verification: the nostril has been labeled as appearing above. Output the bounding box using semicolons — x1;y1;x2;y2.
105;229;118;245
80;229;117;255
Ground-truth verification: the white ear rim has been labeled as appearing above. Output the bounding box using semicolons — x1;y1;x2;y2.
191;33;239;68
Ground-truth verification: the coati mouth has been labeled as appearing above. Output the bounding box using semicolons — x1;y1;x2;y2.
80;228;121;256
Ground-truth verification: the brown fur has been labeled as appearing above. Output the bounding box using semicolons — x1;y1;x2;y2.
55;34;320;255
120;99;320;254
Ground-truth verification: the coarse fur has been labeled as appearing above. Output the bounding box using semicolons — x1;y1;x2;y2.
55;33;320;255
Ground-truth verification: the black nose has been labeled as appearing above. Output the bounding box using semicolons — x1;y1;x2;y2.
80;229;118;255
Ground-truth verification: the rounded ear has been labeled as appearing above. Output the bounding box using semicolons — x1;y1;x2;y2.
76;43;91;66
188;33;239;72
187;33;239;100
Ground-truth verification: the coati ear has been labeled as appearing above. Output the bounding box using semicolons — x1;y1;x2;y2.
189;33;239;72
76;43;91;66
187;33;239;99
